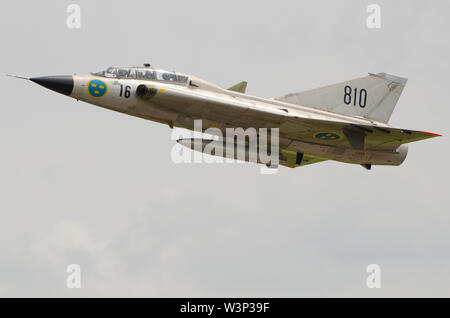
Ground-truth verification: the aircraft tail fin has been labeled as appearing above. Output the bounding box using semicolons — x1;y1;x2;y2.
275;73;407;123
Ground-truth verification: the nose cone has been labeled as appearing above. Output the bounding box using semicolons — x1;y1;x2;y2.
30;75;74;96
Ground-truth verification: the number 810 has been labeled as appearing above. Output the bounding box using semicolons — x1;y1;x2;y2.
344;85;367;108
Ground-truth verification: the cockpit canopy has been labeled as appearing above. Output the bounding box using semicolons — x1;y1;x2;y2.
92;66;188;84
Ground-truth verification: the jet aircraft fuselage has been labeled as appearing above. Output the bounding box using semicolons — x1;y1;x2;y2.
12;65;439;169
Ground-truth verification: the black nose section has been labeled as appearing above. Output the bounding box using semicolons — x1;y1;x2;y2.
30;75;74;96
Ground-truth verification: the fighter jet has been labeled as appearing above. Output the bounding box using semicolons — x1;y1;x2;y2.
8;65;440;169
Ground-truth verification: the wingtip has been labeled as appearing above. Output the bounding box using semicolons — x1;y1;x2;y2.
421;131;442;137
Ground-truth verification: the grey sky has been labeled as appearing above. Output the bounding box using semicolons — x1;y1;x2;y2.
0;0;449;297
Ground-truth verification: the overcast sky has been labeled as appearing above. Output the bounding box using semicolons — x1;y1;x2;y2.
0;0;449;297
